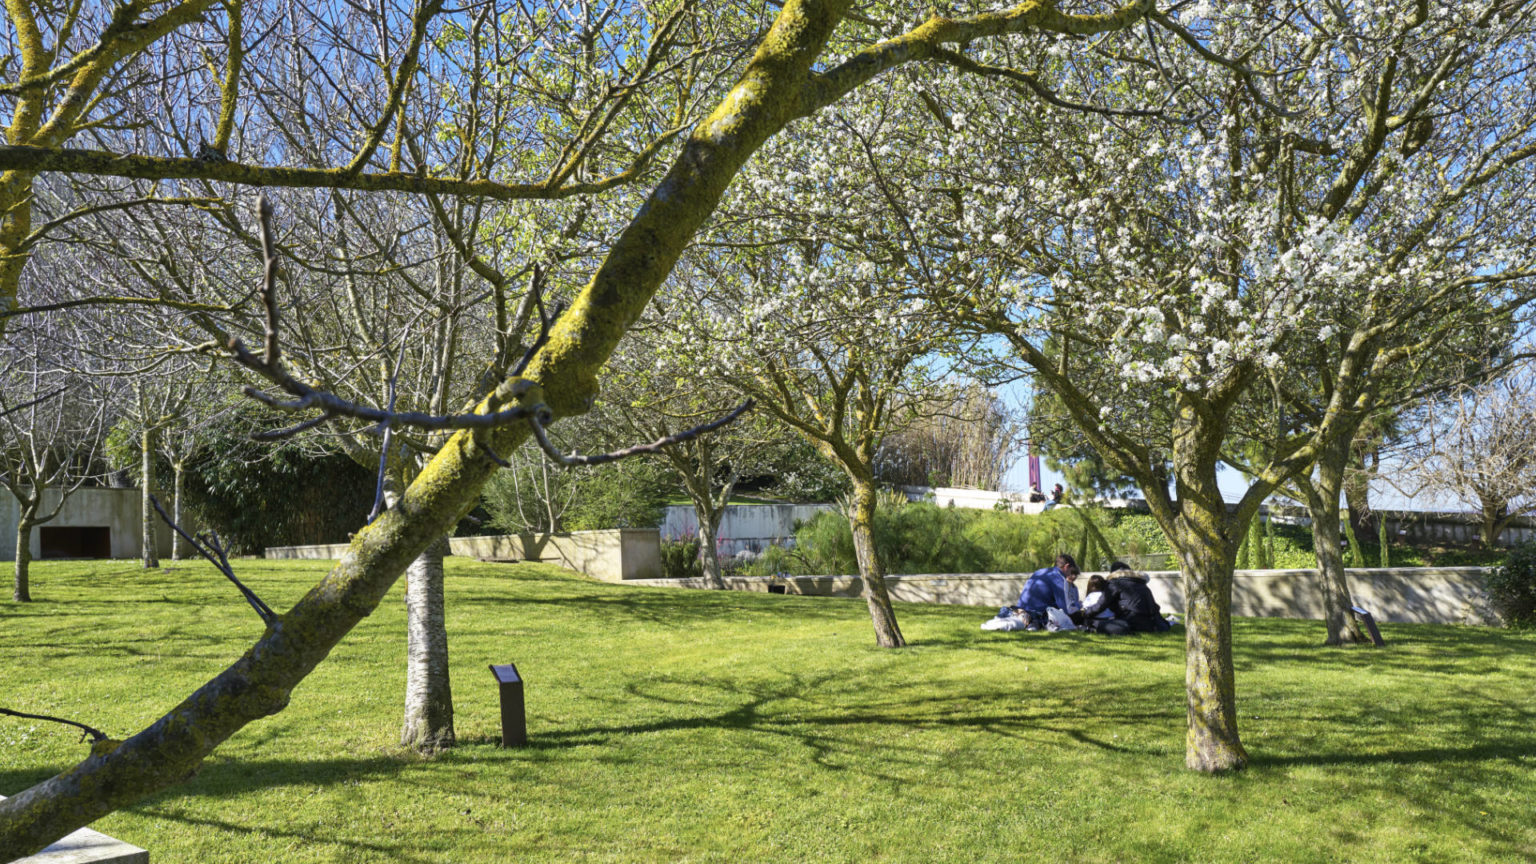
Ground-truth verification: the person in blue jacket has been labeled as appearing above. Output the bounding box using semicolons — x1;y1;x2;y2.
1016;553;1078;630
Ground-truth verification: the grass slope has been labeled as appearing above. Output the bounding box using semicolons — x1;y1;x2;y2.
2;560;1533;863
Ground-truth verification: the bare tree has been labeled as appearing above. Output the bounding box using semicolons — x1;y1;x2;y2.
606;338;779;588
0;325;110;601
876;384;1024;490
1399;369;1536;547
122;377;194;568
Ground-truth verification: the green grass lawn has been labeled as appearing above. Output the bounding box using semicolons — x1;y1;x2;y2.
3;560;1533;863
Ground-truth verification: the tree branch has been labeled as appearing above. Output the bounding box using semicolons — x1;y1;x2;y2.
0;708;107;744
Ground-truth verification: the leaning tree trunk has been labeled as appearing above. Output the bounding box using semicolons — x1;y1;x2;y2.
1174;512;1248;772
1307;438;1369;646
171;462;185;561
401;536;454;751
140;427;159;569
1308;495;1368;646
847;480;905;648
13;509;35;602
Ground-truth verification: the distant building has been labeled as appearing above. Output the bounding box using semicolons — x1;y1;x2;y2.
0;487;175;560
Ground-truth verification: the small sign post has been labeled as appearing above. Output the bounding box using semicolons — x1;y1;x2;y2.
1350;606;1386;647
488;663;528;747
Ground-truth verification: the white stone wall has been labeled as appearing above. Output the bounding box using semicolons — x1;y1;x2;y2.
659;504;832;555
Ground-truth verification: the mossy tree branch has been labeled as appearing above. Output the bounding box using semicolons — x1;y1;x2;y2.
0;0;1155;853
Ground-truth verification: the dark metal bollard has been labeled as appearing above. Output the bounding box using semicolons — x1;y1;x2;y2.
488;663;528;747
1349;606;1386;647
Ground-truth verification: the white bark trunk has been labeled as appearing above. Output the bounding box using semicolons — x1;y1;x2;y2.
141;428;159;569
171;464;185;561
401;536;455;751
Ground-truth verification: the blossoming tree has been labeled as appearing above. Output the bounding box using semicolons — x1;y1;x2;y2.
939;0;1536;767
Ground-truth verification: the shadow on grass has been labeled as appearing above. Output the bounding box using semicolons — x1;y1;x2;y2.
1227;618;1536;676
1253;739;1536;769
126;808;440;864
462;585;865;629
0;754;420;808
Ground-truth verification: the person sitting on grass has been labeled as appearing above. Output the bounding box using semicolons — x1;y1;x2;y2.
1080;574;1115;625
1062;563;1086;625
1083;561;1170;634
1015;553;1077;631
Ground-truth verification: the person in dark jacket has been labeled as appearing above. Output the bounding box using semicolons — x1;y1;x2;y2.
1082;561;1170;633
1102;561;1169;632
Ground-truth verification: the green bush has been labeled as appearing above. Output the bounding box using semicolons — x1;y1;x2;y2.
481;456;672;534
784;502;1120;576
741;543;807;577
1489;542;1536;628
660;538;703;580
747;502;1509;577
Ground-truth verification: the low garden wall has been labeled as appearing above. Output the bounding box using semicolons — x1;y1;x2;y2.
449;530;660;582
267;530;662;582
264;542;351;560
627;566;1501;626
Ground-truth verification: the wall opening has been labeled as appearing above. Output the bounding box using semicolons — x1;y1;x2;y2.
39;526;112;559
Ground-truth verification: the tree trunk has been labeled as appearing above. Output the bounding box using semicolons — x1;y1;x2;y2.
13;511;34;603
1306;438;1369;646
171;463;185;561
1174;515;1247;772
401;536;454;751
140;428;159;569
847;480;905;648
1168;393;1247;772
698;509;725;589
1378;513;1390;568
1479;498;1509;548
1344;449;1372;540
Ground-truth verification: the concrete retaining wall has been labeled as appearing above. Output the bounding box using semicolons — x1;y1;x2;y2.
1;487;175;560
627;566;1501;626
266;529;663;582
659;504;831;555
449;530;660;581
1139;566;1499;626
263;542;351;560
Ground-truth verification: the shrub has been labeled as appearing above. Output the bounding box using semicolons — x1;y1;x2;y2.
1489;542;1536;628
660;538;703;580
482;457;671;534
106;407;375;554
788;501;1111;575
741;543;808;577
